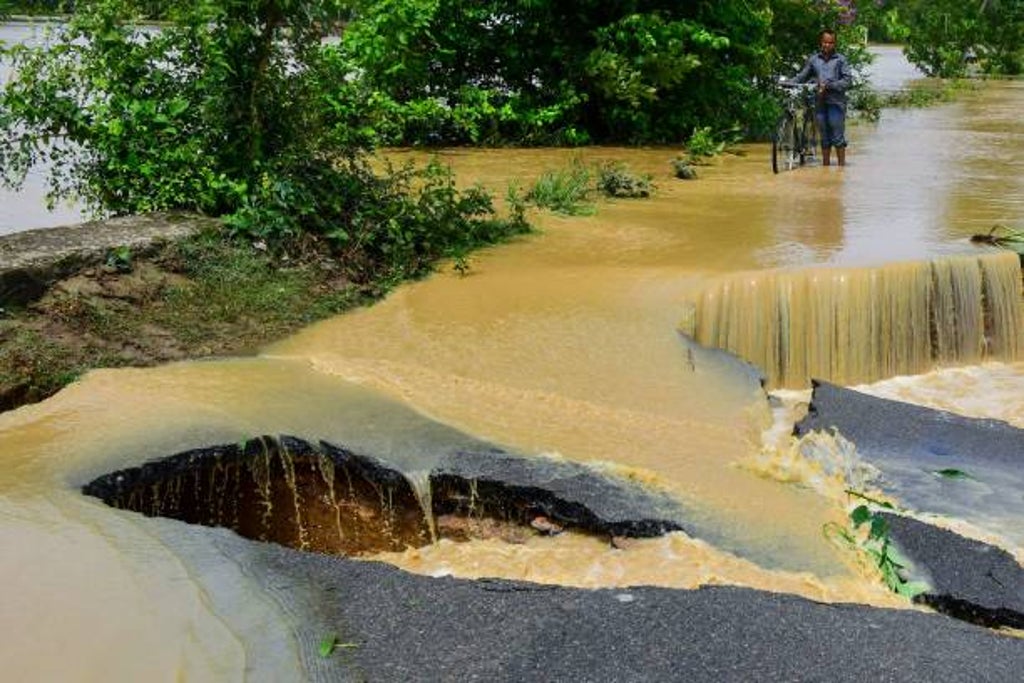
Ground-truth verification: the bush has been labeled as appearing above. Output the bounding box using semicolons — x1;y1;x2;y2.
597;162;653;198
525;161;595;216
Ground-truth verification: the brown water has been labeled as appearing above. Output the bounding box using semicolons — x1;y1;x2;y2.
2;72;1024;678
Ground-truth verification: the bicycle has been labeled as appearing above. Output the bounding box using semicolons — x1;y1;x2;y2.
771;82;820;174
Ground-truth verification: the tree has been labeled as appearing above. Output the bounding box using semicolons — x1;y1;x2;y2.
0;0;526;278
338;0;877;146
899;0;1024;76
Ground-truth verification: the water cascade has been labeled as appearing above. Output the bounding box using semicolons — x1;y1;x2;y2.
682;251;1023;388
82;435;669;556
86;436;433;555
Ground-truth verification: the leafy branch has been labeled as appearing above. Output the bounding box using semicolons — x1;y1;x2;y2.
823;490;929;599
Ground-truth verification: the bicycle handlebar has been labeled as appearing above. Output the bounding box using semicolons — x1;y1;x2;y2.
778;80;818;91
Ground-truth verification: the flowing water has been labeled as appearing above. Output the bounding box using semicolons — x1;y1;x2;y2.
2;39;1024;679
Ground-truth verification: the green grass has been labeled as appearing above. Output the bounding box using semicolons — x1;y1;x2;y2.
0;327;123;408
525;161;595;215
853;79;978;123
153;231;368;347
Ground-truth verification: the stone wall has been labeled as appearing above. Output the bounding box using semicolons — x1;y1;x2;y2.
0;212;219;306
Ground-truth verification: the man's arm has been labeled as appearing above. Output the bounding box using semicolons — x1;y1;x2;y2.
790;56;815;84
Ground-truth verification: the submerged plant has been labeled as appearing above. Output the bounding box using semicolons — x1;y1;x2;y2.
596;161;653;198
671;158;698;180
823;490;929;599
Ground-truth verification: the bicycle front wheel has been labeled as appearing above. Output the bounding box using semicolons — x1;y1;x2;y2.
772;114;798;174
800;115;819;165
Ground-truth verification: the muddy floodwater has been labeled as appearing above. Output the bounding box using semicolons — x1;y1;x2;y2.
2;43;1024;679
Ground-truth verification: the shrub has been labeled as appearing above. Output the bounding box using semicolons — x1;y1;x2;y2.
525;161;595;215
596;162;653;198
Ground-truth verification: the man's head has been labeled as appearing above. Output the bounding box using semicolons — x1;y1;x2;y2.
819;30;836;57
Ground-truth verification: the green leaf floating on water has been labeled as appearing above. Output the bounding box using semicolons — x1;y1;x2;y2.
933;468;974;480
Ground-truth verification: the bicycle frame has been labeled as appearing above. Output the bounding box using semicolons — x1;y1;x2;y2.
772;83;820;174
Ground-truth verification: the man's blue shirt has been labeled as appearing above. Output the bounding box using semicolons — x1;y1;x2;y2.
792;52;853;108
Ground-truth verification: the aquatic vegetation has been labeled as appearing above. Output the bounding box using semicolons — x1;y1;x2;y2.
852;80;977;123
596;162;653;198
670;158;698;180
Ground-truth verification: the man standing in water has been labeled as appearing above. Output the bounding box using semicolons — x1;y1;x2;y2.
790;29;853;166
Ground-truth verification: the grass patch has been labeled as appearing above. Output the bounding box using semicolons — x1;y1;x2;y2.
853;79;978;123
0;326;125;409
152;230;369;348
525;160;595;215
0;199;528;411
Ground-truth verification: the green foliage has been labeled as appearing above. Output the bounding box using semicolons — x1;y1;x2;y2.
334;0;893;145
823;490;930;599
105;245;133;273
899;0;1024;76
596;162;653;199
854;0;911;42
851;78;976;122
0;0;528;278
524;161;595;216
4;1;74;14
0;0;346;217
684;126;726;164
339;1;782;145
318;633;358;658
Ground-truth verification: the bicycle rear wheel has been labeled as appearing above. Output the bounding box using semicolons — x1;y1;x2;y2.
772;114;798;174
800;115;819;165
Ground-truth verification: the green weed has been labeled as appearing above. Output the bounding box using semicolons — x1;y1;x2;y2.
525;161;595;215
318;633;359;658
684;126;725;164
823;490;929;599
0;327;122;409
105;245;133;273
